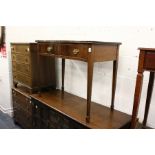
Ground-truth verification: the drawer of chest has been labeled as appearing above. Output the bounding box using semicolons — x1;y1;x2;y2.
12;62;31;75
14;72;32;87
39;43;59;55
11;44;30;55
12;53;30;64
60;44;89;60
144;52;155;71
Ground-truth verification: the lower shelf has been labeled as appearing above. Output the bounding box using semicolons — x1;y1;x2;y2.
31;89;132;129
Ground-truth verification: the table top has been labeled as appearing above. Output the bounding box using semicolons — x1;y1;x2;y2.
138;47;155;51
36;40;122;45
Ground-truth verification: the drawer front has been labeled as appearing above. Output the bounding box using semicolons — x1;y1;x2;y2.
60;44;89;60
15;72;32;87
11;44;30;55
12;62;31;76
144;52;155;71
39;43;59;55
12;53;30;64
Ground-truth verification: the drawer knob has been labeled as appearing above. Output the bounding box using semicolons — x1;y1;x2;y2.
26;47;30;52
11;46;15;51
12;91;16;95
73;49;79;55
47;46;53;53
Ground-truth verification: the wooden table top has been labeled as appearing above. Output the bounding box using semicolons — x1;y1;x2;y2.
138;47;155;51
36;40;121;45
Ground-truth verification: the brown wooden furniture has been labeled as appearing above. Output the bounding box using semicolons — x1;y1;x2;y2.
12;86;131;129
11;43;56;93
12;87;33;128
37;40;121;123
12;87;89;129
131;48;155;128
31;90;131;129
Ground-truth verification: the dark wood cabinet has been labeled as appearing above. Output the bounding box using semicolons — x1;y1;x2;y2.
31;97;88;129
30;90;131;129
11;43;56;93
12;88;33;129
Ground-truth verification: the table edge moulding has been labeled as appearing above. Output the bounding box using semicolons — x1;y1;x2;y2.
36;40;122;123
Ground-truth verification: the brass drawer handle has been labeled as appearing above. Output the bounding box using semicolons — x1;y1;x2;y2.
73;49;79;55
47;46;53;53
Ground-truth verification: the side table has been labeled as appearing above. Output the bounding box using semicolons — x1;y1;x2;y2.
131;48;155;128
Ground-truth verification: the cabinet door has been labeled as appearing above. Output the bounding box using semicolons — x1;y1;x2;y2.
49;108;88;129
32;101;41;129
12;89;33;129
49;108;63;129
32;100;49;129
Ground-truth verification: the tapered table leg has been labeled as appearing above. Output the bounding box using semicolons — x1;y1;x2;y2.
111;60;118;110
62;58;65;92
86;54;94;123
131;72;144;128
143;72;155;127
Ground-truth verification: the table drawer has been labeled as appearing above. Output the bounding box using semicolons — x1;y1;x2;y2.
39;43;59;55
144;52;155;71
12;53;30;64
60;44;89;60
11;44;30;55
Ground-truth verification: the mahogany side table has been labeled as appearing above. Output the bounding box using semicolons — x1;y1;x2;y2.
131;48;155;128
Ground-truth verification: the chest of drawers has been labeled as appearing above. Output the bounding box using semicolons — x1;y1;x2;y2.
11;43;56;93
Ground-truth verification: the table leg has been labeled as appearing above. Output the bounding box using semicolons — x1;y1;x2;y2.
143;72;155;127
37;47;41;97
62;58;65;92
131;72;144;128
86;58;94;123
111;60;118;110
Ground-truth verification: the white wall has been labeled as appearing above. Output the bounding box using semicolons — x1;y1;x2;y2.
1;26;155;127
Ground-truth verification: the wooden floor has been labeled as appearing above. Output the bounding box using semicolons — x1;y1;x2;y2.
0;111;21;129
